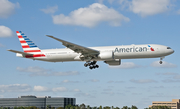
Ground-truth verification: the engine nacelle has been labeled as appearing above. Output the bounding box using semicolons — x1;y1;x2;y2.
105;59;121;66
98;51;114;60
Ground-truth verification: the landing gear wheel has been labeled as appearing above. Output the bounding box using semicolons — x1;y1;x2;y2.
84;63;88;67
159;61;163;64
89;66;93;69
96;65;99;68
84;61;99;69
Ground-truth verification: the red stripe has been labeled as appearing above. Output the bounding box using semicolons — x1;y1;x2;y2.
24;50;41;52
151;48;155;51
22;45;30;48
25;54;45;58
33;54;46;57
18;36;23;38
20;40;26;43
16;31;20;33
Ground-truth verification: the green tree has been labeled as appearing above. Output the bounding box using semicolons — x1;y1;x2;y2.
99;106;102;109
114;107;120;109
87;105;90;109
131;105;138;109
80;104;86;109
65;105;72;109
56;107;64;109
70;106;74;109
92;107;97;109
121;106;130;109
46;105;51;109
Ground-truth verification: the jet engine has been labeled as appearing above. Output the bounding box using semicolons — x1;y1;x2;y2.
104;59;121;66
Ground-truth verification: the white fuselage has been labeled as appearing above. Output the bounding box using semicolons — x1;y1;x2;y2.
17;44;174;62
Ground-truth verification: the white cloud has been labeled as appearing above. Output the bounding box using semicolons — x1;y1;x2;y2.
129;0;171;17
0;0;19;18
41;5;58;14
108;0;114;4
52;71;79;76
0;26;13;37
52;87;68;92
61;80;79;83
33;86;49;92
62;80;70;83
52;3;130;27
107;81;124;83
73;89;81;92
110;62;141;69
17;66;49;73
17;66;79;76
85;79;100;83
0;84;31;92
162;79;180;83
74;92;95;98
156;72;178;75
101;91;114;95
173;75;180;79
0;43;5;47
130;79;157;84
90;79;100;82
149;93;180;98
118;0;131;10
151;61;177;68
177;9;180;15
98;0;104;4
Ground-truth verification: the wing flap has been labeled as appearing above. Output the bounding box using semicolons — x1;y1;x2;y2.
46;35;99;55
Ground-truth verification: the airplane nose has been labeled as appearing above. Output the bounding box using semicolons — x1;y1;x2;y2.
169;49;174;54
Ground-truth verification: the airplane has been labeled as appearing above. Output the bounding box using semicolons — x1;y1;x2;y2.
8;31;174;69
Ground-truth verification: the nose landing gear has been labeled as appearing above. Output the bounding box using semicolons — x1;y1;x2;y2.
159;57;164;64
84;61;99;69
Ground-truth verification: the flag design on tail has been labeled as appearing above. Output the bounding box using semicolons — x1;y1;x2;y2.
148;45;155;51
16;31;45;58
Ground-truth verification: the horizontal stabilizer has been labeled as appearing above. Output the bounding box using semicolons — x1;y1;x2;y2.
7;49;32;55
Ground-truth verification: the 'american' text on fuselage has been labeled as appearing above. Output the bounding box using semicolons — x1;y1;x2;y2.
114;46;148;53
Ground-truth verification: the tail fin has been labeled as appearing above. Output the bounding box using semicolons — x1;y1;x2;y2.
16;31;45;58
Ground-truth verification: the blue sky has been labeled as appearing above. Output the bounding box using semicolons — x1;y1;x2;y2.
0;0;180;108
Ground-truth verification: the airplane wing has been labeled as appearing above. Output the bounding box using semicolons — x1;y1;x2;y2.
46;35;99;55
7;49;32;55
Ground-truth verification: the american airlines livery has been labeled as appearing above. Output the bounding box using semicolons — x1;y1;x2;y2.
8;31;174;69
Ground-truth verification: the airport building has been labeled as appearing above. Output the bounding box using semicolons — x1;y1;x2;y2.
0;95;76;109
149;99;180;109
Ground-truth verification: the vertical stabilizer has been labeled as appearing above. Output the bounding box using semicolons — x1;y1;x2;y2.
16;31;45;58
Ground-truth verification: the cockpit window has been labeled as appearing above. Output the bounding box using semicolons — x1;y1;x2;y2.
167;47;171;49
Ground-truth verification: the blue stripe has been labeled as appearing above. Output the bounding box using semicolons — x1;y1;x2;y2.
26;41;32;43
27;42;34;44
28;43;35;45
29;45;37;48
24;38;30;41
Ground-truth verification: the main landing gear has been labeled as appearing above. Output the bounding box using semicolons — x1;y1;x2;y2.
84;61;99;69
